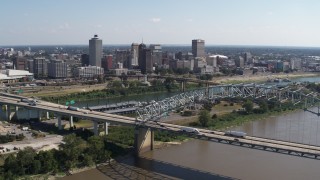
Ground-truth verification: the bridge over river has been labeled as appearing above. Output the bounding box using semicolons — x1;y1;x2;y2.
1;83;320;159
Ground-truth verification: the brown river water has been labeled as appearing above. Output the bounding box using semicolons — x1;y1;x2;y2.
62;108;320;180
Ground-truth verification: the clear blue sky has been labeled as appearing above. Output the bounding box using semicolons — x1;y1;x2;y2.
1;0;320;47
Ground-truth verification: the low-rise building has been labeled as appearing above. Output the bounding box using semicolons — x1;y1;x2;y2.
75;66;104;78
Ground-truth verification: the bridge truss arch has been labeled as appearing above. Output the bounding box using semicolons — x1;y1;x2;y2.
136;83;320;122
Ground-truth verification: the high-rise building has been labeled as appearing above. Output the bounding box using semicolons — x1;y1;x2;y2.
235;56;245;68
101;55;113;71
243;52;252;64
115;50;131;68
48;60;67;78
13;57;27;70
131;43;139;66
89;35;102;67
27;60;34;73
145;49;153;73
81;54;89;66
149;44;162;66
192;39;205;58
33;57;48;78
138;43;147;73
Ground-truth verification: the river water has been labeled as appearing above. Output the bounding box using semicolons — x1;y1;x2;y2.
62;76;320;179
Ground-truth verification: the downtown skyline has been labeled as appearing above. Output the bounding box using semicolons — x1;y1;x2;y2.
1;0;320;47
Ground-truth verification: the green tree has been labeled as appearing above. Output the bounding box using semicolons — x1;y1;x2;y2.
110;80;123;88
3;170;15;180
83;155;94;166
242;100;254;113
258;101;269;113
59;134;87;169
87;136;104;162
16;147;37;175
37;150;58;173
203;101;213;111
3;154;18;175
164;77;174;92
198;110;210;127
31;160;41;174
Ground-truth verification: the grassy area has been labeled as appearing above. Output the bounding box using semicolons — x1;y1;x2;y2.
213;101;242;115
167;116;198;126
167;101;241;126
23;84;107;97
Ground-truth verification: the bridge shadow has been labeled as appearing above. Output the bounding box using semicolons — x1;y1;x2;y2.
12;119;80;136
96;155;236;180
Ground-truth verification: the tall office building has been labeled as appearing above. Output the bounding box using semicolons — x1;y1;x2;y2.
145;49;153;73
81;54;89;66
192;39;205;58
101;55;113;71
89;35;102;67
138;43;147;73
27;60;34;73
149;44;162;66
13;57;27;70
131;43;139;66
33;57;48;78
48;60;68;78
115;50;131;68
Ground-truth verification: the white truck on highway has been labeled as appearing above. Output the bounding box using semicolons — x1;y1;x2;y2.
180;127;200;134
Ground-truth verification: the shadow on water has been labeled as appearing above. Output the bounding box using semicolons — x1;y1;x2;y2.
96;156;236;180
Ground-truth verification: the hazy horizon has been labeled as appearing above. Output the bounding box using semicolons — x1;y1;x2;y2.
2;44;320;49
1;0;320;47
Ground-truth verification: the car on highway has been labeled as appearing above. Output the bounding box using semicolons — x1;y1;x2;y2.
180;127;200;134
224;131;246;138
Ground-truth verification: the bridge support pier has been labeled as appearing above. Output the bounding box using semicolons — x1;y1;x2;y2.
46;112;50;119
57;115;62;130
93;121;98;136
38;110;42;121
180;81;186;92
3;105;7;112
104;122;109;135
134;127;154;155
27;109;31;121
0;104;3;120
205;83;209;96
6;105;12;121
69;116;74;128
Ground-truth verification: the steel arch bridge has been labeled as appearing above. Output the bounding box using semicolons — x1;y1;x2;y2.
136;83;320;121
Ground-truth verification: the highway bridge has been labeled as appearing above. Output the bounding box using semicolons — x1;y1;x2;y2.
1;87;320;158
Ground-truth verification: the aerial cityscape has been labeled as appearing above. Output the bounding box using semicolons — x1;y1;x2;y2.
1;1;320;180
